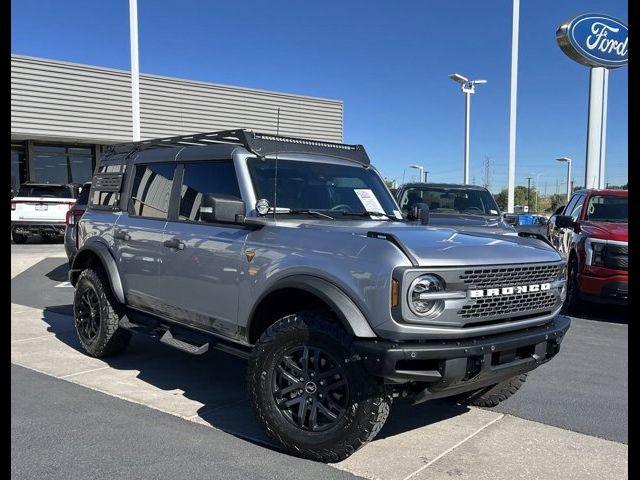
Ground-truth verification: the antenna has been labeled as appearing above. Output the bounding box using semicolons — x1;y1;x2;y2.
273;108;280;220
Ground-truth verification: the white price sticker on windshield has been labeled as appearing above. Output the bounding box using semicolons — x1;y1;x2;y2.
354;189;385;215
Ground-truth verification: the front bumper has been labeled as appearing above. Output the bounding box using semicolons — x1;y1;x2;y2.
353;315;570;404
579;273;628;304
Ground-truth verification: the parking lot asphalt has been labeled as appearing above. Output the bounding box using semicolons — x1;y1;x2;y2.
11;244;628;479
11;364;359;480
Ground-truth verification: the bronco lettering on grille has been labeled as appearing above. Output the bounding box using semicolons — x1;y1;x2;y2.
469;283;551;298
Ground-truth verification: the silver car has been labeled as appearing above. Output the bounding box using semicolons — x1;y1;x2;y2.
70;130;570;462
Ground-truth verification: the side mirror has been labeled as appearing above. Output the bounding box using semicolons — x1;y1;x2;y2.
199;194;245;224
503;214;517;225
409;202;430;225
555;215;578;231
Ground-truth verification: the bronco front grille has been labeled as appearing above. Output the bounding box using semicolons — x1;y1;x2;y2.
459;264;561;289
458;290;557;319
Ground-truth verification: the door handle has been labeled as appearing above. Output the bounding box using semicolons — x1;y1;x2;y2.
164;239;185;250
114;230;131;241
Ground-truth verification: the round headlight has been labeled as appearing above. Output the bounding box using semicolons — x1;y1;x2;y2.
408;275;445;317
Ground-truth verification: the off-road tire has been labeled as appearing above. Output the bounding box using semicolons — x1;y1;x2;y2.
12;231;27;244
248;311;392;462
453;373;528;407
564;255;581;313
73;267;131;357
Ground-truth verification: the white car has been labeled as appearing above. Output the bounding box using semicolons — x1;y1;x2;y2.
11;183;79;244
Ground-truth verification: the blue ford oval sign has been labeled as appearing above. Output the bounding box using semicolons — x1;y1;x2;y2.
556;13;628;68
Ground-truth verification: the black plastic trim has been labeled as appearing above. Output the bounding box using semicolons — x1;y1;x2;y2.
353;315;570;384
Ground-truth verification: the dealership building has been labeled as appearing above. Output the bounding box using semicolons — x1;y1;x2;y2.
10;54;344;194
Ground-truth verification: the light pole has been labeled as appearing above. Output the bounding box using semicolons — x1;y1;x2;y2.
507;0;520;212
556;157;572;202
409;164;425;183
533;173;543;212
129;0;141;141
424;170;430;183
449;74;487;184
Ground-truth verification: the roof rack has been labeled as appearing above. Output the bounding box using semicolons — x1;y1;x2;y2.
105;129;370;166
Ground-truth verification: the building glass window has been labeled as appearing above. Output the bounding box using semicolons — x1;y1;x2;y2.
31;144;95;185
11;144;27;197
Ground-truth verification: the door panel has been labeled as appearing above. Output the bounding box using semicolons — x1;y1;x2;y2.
160;222;248;337
114;214;166;312
115;162;176;313
157;159;247;338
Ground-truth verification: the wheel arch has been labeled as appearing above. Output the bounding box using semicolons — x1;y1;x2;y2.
69;241;126;304
247;275;377;344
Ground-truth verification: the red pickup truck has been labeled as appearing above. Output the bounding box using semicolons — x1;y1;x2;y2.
550;189;627;310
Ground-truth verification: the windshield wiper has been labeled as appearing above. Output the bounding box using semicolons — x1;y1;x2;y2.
278;209;335;220
342;211;402;221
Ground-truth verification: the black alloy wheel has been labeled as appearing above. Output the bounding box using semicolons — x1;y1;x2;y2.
272;345;349;432
76;284;101;342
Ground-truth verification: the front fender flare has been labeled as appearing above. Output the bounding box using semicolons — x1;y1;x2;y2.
69;241;126;304
251;275;377;338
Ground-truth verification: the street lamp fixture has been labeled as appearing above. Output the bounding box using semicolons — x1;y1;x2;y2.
449;73;487;184
409;164;426;183
556;157;572;202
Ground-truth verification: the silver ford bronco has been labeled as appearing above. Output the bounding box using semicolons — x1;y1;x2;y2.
70;130;570;462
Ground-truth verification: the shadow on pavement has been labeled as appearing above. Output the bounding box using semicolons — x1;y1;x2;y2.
40;304;468;452
45;263;70;282
563;303;628;324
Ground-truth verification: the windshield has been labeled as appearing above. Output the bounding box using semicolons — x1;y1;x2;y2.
398;186;500;216
585;195;628;222
247;158;400;218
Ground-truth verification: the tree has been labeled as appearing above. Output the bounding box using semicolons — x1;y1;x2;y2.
495;186;536;212
384;179;395;189
548;193;566;212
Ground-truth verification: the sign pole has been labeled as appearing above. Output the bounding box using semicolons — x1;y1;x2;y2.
585;67;609;189
556;13;626;191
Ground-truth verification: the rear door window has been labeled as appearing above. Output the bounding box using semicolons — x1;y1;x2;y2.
129;163;177;219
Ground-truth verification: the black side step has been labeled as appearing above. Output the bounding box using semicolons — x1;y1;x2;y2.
118;313;250;358
159;330;209;355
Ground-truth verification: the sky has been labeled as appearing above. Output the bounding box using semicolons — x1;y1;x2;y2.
11;0;628;193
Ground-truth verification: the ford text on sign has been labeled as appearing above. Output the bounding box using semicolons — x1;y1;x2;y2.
556;13;628;69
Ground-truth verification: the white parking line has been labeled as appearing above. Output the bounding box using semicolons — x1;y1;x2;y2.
11;334;55;343
402;414;505;480
55;282;73;288
59;366;111;379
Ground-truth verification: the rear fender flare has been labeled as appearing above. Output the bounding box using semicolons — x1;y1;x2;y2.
70;241;125;304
